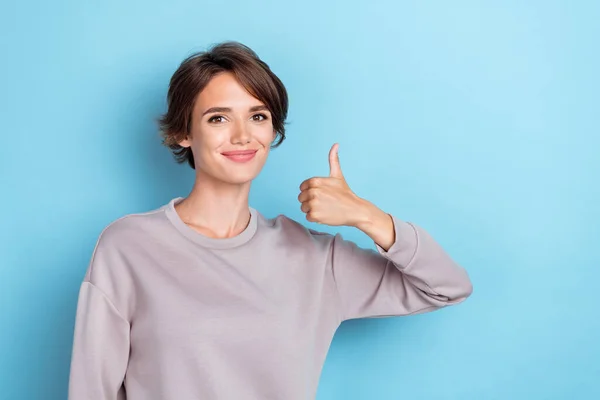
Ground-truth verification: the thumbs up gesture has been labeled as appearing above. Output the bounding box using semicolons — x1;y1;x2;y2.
298;143;369;227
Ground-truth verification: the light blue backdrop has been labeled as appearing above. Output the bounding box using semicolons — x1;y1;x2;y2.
1;1;598;399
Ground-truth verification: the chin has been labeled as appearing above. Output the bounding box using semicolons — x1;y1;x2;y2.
218;160;267;185
220;171;261;185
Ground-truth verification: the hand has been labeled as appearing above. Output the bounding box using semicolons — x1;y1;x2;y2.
298;143;368;227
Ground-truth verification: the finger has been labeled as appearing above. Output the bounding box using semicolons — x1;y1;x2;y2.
298;190;308;203
306;210;320;223
300;177;323;191
298;188;317;203
300;201;311;214
328;143;343;179
299;180;309;192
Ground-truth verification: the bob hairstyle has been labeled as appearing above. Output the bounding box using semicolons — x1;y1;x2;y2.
158;41;289;169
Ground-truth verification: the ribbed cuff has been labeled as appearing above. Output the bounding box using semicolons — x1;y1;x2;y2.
375;215;419;269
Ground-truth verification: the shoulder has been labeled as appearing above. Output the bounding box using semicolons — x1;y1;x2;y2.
82;205;168;316
96;204;167;247
86;203;171;277
258;211;339;250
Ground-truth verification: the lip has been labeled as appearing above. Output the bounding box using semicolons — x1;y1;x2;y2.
221;149;258;163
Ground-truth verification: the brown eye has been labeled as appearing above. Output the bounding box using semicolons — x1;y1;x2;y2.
252;113;268;121
208;115;225;123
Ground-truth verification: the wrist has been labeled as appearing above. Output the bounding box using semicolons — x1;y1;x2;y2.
352;198;382;230
352;199;395;251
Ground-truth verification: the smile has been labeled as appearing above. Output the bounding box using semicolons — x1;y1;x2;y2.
220;150;258;163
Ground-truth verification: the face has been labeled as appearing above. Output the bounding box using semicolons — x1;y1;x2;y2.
179;72;276;185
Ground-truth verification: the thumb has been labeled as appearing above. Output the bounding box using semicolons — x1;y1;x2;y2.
328;143;344;179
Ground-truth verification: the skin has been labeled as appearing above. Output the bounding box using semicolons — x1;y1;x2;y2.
175;71;396;251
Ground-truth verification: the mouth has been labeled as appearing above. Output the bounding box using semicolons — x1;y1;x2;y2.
220;149;258;163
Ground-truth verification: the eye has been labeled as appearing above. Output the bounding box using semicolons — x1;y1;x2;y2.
208;115;226;124
252;113;269;122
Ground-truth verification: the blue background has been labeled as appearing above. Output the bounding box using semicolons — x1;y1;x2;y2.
1;1;599;399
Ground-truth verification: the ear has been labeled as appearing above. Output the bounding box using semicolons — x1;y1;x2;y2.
178;133;192;148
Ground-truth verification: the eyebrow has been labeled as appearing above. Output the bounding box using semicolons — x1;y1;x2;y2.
201;105;269;117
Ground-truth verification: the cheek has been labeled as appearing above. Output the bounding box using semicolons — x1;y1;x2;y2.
255;124;275;144
195;127;227;150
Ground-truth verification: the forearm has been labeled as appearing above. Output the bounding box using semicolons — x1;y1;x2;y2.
352;199;396;252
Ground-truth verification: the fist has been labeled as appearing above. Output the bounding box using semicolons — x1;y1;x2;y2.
298;143;366;226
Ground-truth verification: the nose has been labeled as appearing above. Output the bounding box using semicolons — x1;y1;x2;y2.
231;119;251;144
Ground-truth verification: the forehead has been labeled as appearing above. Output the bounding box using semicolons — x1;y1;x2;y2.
195;72;262;109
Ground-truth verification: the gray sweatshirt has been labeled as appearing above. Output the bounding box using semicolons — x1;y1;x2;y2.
68;197;473;399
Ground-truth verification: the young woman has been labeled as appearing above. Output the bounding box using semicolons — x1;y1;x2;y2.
68;41;473;400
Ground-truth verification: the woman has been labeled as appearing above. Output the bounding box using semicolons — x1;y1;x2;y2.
68;41;473;400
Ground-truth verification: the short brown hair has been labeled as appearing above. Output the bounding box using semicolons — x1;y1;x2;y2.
157;41;289;169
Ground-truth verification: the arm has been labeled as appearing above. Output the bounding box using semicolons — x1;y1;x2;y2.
299;143;473;321
69;281;129;399
330;203;473;321
68;233;131;400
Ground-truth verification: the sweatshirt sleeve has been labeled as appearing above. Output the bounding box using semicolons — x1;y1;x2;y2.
330;215;473;321
68;281;130;400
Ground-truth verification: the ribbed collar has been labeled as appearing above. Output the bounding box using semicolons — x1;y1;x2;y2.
163;197;258;249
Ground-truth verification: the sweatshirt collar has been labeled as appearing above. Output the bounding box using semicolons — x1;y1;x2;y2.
164;197;258;249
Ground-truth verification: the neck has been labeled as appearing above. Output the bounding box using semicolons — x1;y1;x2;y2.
175;171;253;239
